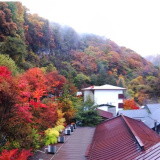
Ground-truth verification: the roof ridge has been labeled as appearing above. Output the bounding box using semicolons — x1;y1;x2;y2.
98;115;119;124
82;84;126;90
121;114;145;151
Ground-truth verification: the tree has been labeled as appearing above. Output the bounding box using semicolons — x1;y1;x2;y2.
107;51;120;68
1;36;27;64
74;73;90;90
0;67;35;152
57;80;78;123
21;68;47;101
118;75;125;87
96;66;107;85
0;67;17;132
0;66;11;82
0;54;19;75
124;99;139;110
71;50;97;74
34;98;58;131
6;2;25;39
90;74;97;85
45;71;66;97
24;12;54;52
75;96;102;126
0;2;17;41
0;148;32;160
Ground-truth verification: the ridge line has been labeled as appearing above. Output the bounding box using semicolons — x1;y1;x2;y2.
121;114;144;151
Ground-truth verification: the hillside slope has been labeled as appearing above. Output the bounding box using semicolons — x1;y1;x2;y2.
145;55;160;67
0;2;160;105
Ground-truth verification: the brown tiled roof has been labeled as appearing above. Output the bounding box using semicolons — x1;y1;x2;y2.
97;109;114;119
87;115;160;160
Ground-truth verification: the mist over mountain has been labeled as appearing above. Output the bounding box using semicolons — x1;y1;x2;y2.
145;54;160;67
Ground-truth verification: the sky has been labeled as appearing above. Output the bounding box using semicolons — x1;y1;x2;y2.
10;0;160;57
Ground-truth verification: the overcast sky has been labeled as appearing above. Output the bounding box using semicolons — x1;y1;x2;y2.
17;0;160;57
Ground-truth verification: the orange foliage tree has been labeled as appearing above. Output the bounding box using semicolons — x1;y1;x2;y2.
71;50;97;74
0;148;32;160
0;65;79;153
21;68;47;102
0;67;34;150
45;71;66;98
124;99;139;110
0;2;17;41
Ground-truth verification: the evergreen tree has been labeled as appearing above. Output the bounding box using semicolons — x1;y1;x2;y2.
96;66;107;85
75;96;102;126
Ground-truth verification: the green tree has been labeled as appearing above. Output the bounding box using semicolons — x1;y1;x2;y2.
1;36;27;64
118;75;125;87
7;2;25;40
90;74;97;85
106;75;117;86
0;54;19;75
96;66;107;85
74;73;90;90
75;96;102;126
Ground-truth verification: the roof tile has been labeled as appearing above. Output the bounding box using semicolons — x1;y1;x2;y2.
87;115;160;160
97;109;114;119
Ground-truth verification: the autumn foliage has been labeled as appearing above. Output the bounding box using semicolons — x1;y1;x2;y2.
0;2;17;41
0;1;159;107
0;66;77;157
124;99;139;110
0;149;32;160
1;2;160;159
0;2;160;157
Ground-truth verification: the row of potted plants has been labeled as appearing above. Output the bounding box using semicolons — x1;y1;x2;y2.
44;123;76;154
64;123;76;135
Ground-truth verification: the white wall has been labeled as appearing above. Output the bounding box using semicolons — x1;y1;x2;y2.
84;89;124;113
84;90;94;102
98;106;108;111
94;90;124;113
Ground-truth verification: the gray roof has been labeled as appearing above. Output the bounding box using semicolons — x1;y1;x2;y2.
118;103;160;129
145;108;160;128
146;103;160;113
118;109;148;119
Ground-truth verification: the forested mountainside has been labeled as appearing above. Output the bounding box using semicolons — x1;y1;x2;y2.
0;2;160;105
145;54;160;67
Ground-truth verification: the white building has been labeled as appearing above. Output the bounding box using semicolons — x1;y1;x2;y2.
83;84;126;115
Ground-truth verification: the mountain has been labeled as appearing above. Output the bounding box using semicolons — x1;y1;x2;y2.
145;54;160;67
0;2;160;105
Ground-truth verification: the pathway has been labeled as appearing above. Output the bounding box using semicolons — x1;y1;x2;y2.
29;126;95;160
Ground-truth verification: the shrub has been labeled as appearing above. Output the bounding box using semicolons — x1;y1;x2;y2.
44;128;59;145
0;148;32;160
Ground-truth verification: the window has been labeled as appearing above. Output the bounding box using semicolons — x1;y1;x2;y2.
118;103;124;108
118;94;124;99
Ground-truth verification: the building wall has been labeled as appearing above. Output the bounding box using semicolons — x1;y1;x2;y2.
98;106;108;111
94;90;124;113
108;107;116;117
84;90;94;102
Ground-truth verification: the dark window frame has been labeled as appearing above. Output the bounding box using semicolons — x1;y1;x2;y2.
118;103;124;108
118;94;124;99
